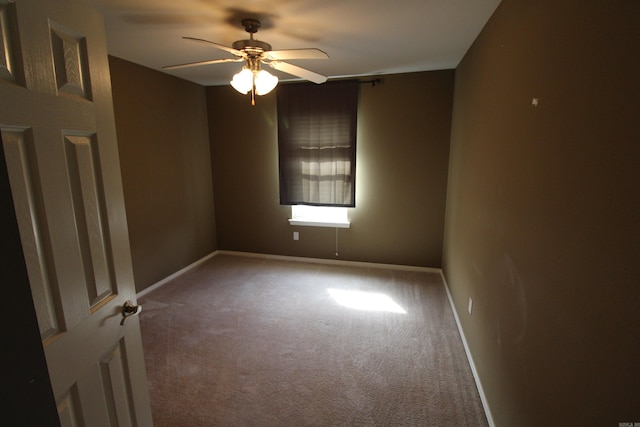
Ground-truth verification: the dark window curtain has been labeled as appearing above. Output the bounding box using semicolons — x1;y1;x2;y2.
277;80;358;207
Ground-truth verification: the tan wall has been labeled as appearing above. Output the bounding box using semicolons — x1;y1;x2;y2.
109;57;216;292
443;1;640;426
207;71;453;267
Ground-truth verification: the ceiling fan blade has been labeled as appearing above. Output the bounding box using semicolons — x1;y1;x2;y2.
163;57;244;70
264;48;328;61
269;61;327;84
182;36;246;57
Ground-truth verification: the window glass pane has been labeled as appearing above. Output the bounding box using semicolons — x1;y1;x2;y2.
291;205;348;223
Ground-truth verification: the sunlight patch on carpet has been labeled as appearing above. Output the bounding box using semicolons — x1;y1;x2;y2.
327;288;407;314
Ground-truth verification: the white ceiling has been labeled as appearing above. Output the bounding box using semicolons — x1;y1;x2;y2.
85;0;501;87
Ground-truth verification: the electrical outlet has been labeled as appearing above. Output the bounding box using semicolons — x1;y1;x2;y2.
293;231;299;241
468;298;473;315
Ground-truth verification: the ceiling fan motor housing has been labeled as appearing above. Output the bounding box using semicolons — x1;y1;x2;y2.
232;39;272;55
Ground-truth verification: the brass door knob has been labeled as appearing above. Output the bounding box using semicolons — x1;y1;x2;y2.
120;300;142;325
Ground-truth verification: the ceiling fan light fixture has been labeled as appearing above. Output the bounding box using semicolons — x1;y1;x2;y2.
254;69;278;95
230;68;253;94
230;66;278;100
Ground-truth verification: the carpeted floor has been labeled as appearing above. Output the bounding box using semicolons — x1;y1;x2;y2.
138;254;488;426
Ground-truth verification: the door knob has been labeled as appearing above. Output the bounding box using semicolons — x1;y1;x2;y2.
120;300;142;325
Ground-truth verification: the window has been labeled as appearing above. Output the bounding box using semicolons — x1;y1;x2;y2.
277;80;359;208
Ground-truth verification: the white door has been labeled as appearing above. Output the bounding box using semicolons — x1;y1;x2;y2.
0;0;153;425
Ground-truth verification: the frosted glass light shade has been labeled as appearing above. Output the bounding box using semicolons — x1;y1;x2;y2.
254;70;278;95
230;68;253;94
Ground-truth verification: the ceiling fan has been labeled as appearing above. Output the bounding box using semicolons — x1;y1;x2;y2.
164;18;329;104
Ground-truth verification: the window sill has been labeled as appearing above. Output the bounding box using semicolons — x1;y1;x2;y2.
288;219;350;229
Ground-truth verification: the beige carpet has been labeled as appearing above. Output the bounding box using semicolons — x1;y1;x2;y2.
138;254;488;426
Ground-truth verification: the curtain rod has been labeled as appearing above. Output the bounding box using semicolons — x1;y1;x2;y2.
359;78;383;87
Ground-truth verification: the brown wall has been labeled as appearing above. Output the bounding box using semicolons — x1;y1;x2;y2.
109;57;216;292
207;71;453;267
443;1;640;426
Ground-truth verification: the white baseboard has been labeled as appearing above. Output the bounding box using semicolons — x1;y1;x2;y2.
138;250;439;298
136;251;219;298
440;271;495;427
216;250;441;274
